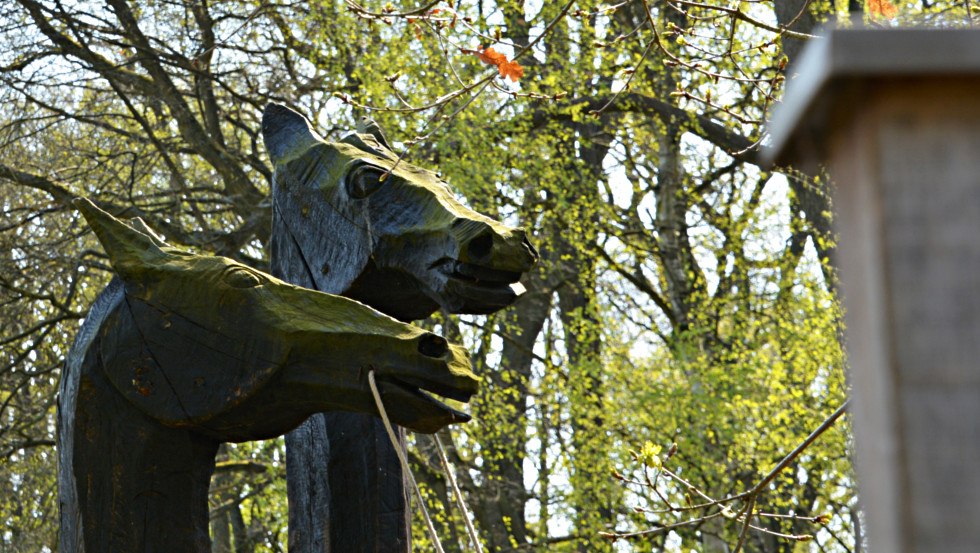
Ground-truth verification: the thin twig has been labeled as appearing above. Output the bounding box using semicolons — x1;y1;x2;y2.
606;400;850;546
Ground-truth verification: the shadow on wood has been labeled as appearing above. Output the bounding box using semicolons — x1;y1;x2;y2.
58;199;479;553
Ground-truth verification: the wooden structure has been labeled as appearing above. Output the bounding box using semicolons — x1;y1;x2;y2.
59;199;478;552
261;104;538;552
767;28;980;553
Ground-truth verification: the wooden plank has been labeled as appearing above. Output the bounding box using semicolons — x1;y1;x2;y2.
765;29;980;168
771;32;980;549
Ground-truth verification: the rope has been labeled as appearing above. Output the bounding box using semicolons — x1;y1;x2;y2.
368;370;485;552
433;433;484;553
368;370;445;553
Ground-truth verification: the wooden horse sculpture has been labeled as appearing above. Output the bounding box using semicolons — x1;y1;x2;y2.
58;199;479;553
262;104;538;551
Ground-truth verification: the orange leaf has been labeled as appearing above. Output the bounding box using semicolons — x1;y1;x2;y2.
867;0;898;18
478;46;508;66
499;60;524;82
475;46;524;82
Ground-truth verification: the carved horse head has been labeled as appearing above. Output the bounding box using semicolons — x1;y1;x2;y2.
263;103;539;321
59;199;478;552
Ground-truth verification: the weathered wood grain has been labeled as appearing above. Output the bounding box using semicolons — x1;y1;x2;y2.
767;27;980;553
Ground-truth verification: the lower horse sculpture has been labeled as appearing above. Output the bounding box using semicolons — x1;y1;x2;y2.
58;198;479;553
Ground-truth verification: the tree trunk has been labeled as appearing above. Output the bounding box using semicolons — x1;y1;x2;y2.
472;277;552;551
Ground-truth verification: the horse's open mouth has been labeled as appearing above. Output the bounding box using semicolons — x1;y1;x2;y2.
375;376;473;432
450;261;522;285
430;259;527;312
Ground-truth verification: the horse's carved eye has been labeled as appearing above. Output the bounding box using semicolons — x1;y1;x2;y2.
346;165;386;199
224;267;265;288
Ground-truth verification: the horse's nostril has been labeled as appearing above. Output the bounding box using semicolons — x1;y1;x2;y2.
467;232;494;261
418;334;449;358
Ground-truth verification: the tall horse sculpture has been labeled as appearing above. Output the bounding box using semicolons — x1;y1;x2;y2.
58;199;479;553
262;103;538;551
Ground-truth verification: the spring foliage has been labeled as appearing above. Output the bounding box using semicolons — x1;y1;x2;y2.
1;0;974;551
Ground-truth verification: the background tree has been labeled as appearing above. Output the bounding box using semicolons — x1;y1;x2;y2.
1;0;971;551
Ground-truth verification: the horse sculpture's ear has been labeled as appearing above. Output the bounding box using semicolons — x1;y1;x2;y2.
356;117;392;149
128;217;169;248
74;198;167;280
262;103;323;165
340;116;395;155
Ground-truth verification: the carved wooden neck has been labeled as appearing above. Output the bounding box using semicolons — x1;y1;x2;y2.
70;335;219;553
